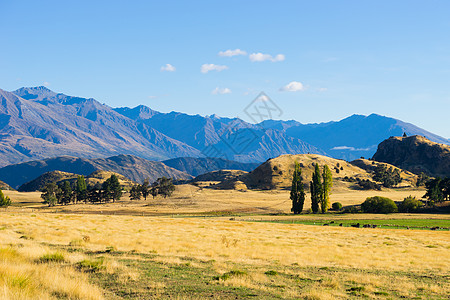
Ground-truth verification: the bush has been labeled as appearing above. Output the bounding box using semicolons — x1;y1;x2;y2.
0;190;11;207
39;252;65;263
399;196;423;213
361;196;398;214
332;202;343;211
76;258;105;272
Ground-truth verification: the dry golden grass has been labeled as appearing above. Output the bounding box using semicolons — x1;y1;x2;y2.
0;211;448;298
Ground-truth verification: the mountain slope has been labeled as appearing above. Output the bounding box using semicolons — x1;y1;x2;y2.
372;135;450;177
162;157;259;177
0;154;192;189
0;87;200;166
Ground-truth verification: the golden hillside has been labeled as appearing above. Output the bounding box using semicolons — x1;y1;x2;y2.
213;154;418;190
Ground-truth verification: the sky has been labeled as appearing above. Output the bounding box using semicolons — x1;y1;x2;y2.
0;0;449;138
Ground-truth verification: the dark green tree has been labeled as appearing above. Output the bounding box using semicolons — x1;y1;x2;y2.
140;179;150;200
310;164;322;213
321;165;333;213
41;182;59;207
156;177;175;198
424;178;444;203
60;181;73;205
129;185;142;200
76;175;87;203
0;190;11;208
290;161;305;214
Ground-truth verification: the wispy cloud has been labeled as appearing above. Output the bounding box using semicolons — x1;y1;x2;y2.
218;49;247;57
249;53;285;62
148;95;157;99
43;81;50;86
279;81;305;92
331;146;372;151
201;64;228;73
160;64;176;72
212;87;232;95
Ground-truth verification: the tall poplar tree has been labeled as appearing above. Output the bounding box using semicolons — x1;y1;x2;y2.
321;165;333;213
290;161;305;214
310;163;322;213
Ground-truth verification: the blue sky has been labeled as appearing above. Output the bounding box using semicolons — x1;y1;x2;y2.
1;0;449;138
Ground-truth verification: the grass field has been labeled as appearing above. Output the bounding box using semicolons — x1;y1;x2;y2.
1;211;449;299
1;186;449;299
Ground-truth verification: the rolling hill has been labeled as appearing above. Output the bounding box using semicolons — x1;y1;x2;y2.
0;154;192;189
18;170;137;192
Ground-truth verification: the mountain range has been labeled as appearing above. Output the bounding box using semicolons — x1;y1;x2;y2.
0;86;448;168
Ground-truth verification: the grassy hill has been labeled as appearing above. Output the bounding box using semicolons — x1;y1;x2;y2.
18;170;136;192
210;154;418;191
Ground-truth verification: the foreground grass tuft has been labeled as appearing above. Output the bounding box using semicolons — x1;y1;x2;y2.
38;252;65;263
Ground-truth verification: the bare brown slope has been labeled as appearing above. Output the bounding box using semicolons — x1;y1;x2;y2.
372;135;450;177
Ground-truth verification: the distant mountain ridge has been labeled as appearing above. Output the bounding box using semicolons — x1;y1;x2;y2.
0;86;448;166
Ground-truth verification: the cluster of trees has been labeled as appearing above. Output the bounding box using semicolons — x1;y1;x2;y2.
373;164;402;188
291;163;333;214
0;190;11;207
424;177;450;203
362;195;425;214
129;177;175;200
41;175;122;206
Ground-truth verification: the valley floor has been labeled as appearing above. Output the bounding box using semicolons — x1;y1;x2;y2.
1;187;449;299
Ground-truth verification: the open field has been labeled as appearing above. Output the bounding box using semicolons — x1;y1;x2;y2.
4;185;428;216
1;186;449;299
0;211;449;299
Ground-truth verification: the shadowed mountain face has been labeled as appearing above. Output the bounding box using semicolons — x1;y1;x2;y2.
162;157;259;177
0;154;192;189
372;135;450;177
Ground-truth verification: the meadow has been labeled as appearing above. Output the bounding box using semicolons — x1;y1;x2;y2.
1;186;449;299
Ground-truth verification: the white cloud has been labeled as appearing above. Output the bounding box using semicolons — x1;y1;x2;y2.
249;52;285;62
317;87;328;92
161;64;176;72
218;49;247;57
43;81;50;86
148;95;157;99
212;87;232;95
279;81;305;92
201;64;228;73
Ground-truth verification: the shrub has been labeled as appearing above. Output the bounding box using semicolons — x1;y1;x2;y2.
39;252;65;263
213;269;247;281
332;202;343;211
361;196;398;213
399;196;423;213
76;258;104;272
265;270;278;276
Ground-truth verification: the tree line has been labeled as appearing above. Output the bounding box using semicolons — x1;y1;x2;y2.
291;163;333;214
41;175;175;206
